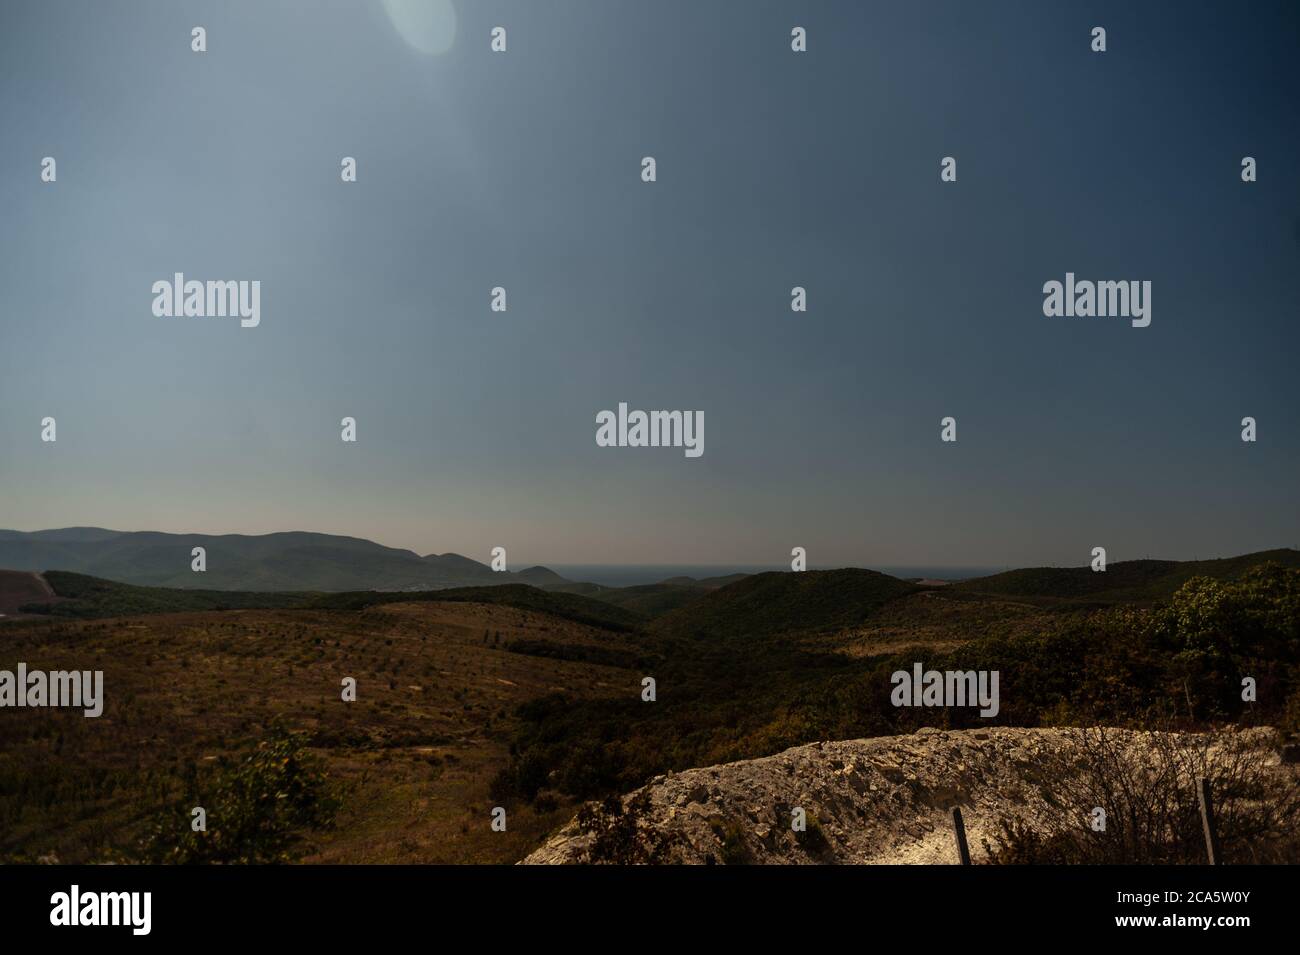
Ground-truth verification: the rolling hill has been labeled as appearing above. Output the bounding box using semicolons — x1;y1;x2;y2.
650;568;922;640
2;544;1298;865
952;549;1300;604
6;570;645;633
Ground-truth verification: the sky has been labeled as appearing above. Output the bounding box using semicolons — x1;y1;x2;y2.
1;0;1298;568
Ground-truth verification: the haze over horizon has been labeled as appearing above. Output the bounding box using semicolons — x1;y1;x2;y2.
3;0;1298;568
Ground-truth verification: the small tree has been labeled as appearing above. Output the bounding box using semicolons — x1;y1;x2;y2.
134;725;340;864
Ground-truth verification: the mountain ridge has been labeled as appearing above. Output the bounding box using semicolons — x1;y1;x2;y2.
0;527;571;593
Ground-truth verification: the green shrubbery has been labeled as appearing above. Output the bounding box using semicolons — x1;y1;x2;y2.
133;726;340;864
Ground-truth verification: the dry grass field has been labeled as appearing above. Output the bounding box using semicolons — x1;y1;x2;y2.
0;600;642;864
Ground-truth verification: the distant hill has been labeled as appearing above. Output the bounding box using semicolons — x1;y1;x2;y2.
0;528;578;593
512;566;572;588
311;583;646;633
7;530;1295;631
575;573;748;618
952;549;1300;604
651;568;921;640
11;570;645;633
589;582;715;618
25;570;317;617
647;573;749;589
543;572;749;615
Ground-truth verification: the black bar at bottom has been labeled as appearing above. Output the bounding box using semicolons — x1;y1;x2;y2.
0;863;1277;942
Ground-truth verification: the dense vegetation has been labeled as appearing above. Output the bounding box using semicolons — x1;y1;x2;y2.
133;726;341;864
493;563;1300;807
651;569;920;640
582;582;714;618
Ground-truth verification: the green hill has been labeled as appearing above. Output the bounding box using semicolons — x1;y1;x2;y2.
585;581;712;618
553;574;752;619
952;549;1300;604
651;568;920;640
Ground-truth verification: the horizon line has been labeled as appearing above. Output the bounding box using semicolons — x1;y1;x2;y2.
2;526;1296;574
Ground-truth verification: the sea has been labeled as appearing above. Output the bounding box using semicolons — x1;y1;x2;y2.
548;565;1005;588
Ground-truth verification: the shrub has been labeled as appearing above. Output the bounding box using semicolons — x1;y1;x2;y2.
984;726;1300;864
575;791;680;864
133;726;340;864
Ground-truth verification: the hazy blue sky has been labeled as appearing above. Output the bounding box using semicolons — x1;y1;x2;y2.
2;1;1297;567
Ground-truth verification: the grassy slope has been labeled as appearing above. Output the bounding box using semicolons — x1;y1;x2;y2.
0;600;643;864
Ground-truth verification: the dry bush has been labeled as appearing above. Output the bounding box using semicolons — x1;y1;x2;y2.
986;726;1300;864
575;790;682;864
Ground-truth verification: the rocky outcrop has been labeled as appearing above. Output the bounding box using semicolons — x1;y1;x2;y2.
523;726;1280;864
